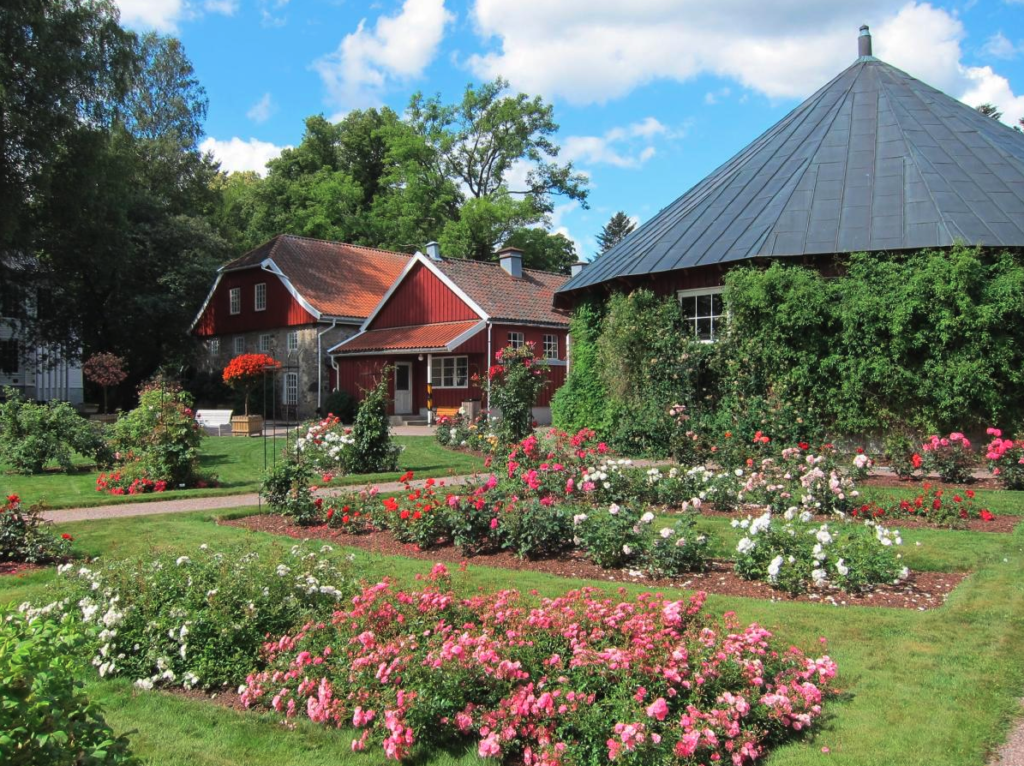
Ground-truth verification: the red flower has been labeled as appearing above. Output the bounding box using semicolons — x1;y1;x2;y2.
6;494;19;504
326;508;335;520
980;509;995;521
399;471;414;483
966;489;975;499
61;533;73;541
911;453;923;469
798;442;809;451
342;515;350;524
400;510;410;520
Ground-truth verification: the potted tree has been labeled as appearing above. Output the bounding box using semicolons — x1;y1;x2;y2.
223;353;280;436
82;352;127;422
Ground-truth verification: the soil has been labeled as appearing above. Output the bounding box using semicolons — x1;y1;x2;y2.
699;508;1021;534
222;515;966;611
0;561;45;577
858;473;1004;491
166;686;252;712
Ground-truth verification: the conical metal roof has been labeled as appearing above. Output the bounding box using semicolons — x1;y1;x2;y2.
559;42;1024;296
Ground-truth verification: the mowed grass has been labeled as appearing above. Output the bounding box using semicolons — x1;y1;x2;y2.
0;435;484;509
4;498;1024;766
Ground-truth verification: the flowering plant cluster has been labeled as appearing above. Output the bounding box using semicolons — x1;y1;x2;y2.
434;410;496;453
852;484;994;529
33;543;354;691
488;343;550;445
95;466;168;495
985;428;1024;490
294;414;354;473
222;353;281;415
82;351;127;414
882;431;922;480
733;511;907;594
1;493;73;564
920;432;976;484
241;567;838;765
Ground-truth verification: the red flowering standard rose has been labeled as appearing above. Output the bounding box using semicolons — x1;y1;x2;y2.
223;353;281;415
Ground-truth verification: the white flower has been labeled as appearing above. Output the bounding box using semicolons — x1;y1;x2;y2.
640;512;655;524
675;537;688;547
660;527;674;539
134;678;154;690
799;511;813;523
608;504;620;516
622;544;633;556
835;559;849;577
737;537;755;555
750;512;772;535
573;513;588;526
815;528;832;545
812;543;825;560
175;556;190;567
811;568;828;587
767;555;784;580
899;566;909;580
734;468;744;477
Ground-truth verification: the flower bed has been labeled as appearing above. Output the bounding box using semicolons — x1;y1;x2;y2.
851;484;995;530
985;428;1024;490
241;566;839;764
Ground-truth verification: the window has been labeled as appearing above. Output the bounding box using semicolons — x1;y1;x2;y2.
429;356;469;388
0;339;18;374
254;282;267;311
209;338;220;356
233;336;245;355
259;334;272;353
543;334;558;360
229;287;241;315
284;372;299;405
286;331;299;352
678;288;725;342
507;331;525;349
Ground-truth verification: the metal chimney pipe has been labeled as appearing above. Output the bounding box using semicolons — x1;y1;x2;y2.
858;25;872;58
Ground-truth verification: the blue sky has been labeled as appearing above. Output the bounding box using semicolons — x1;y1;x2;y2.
116;0;1024;260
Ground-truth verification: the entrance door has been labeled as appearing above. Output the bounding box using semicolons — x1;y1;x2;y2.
394;362;413;414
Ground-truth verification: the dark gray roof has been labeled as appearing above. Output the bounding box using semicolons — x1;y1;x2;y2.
559;55;1024;295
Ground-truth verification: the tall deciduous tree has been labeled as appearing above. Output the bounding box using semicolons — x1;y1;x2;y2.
597;212;637;253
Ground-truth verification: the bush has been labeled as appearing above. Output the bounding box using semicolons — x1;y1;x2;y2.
488;343;549;445
322;389;358;423
40;543;353;690
883;430;921;480
0;388;107;474
573;502;649;569
107;380;204;487
261;459;320;525
984;427;1024;490
733;511;906;594
551;299;610;435
920;432;975;484
346;373;400;474
1;494;73;564
0;608;140;766
434;411;495;452
241;571;838;765
853;484;994;529
646;516;710;576
497;498;573;559
294;414;354;475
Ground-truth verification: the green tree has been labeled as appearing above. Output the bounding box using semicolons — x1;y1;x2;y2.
976;103;1003;121
503;228;577;273
597;211;636;253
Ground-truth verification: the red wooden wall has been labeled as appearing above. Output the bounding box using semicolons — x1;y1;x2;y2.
369;262;479;329
194;268;316;336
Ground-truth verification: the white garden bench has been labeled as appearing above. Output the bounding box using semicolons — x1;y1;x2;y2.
196;409;233;436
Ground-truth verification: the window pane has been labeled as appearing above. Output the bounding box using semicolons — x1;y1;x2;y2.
455;358;468;386
696;317;712;341
681;296;697;319
396;364;409;390
711;293;723;315
696;294;713;317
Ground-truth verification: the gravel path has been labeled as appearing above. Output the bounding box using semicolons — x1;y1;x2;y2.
990;702;1024;766
40;474;481;523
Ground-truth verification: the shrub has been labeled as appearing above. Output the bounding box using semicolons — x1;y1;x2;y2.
378;474;450;549
294;414;353;474
646;516;711;576
82;352;127;414
346;373;401;474
0;608;140;766
0;388;107;473
435;410;495;453
854;484;995;529
322;389;358;423
488;343;549;445
573;502;649;569
920;432;975;484
496;497;573;559
1;494;73;564
40;543;353;690
883;431;920;480
222;353;281;416
551;299;610;435
733;511;906;594
241;571;838;765
984;428;1024;490
261;459;320;525
95;464;170;496
107;380;205;488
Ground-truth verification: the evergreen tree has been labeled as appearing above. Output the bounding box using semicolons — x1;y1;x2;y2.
597;211;637;253
976;103;1003;121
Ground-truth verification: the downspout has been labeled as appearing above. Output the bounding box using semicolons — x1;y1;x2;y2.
316;319;338;413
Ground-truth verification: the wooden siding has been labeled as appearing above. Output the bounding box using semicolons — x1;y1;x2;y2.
194;268;316;336
369;262;479;330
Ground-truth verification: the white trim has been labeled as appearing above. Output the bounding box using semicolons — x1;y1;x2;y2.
190;272;223;331
326;319;486;356
263;260;322;320
359;252;489;331
445;320;486;351
542;333;559;360
254;282;267;312
429;355;469;389
506;330;525;349
676;286;725;343
228;287;241;315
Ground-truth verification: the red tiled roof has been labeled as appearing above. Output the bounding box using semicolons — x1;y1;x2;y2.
222;235;411;319
332;321;482;354
433;260;570;326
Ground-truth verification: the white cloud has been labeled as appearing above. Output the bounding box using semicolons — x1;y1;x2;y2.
204;0;238;14
467;1;1024;124
982;31;1020;60
116;0;235;31
247;93;276;124
200;137;288;176
313;0;453;110
704;87;732;105
562;117;670;169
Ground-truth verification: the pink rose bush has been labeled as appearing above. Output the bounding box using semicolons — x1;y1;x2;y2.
241;565;838;765
920;432;976;484
984;428;1024;490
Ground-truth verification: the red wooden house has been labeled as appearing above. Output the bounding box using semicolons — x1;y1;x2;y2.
329;246;570;424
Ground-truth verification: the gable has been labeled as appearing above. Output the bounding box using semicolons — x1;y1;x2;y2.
193;268;317;337
368;261;480;330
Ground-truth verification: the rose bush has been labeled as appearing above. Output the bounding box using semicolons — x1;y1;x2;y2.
852;484;994;529
1;493;73;564
985;428;1024;490
0;388;108;474
921;432;975;484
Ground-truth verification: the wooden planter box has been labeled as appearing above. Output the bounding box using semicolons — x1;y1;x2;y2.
231;415;264;437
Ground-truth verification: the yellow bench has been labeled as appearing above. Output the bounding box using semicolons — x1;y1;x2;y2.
436;407;462;419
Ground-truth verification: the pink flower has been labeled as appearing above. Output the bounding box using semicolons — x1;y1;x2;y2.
646;697;669;721
478;734;501;758
489;517;499;530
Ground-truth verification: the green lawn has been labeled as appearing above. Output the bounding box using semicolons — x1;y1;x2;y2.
3;499;1024;766
1;436;484;509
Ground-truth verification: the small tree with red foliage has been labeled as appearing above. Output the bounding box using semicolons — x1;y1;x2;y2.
223;353;281;416
82;352;127;413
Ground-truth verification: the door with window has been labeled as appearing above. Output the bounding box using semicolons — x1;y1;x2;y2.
394;362;413;415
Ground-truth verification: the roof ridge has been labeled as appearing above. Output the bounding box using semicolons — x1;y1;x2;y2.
439;257;568;278
277;233;410;258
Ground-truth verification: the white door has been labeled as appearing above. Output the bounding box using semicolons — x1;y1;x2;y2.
394;362;413;414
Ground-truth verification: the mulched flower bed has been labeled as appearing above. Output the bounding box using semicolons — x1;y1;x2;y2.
0;561;45;577
699;508;1020;534
858;473;1003;491
222;514;966;611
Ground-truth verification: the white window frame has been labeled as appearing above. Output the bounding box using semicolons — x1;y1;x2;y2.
677;287;725;343
286;330;299;353
233;336;245;355
229;287;241;315
507;331;525;350
258;333;272;353
429;355;469;389
542;334;559;360
283;372;299;405
254;282;267;312
209;338;220;356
